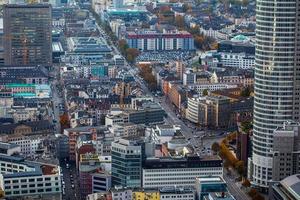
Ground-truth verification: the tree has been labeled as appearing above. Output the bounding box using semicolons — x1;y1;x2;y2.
189;25;200;35
126;48;140;63
182;3;190;12
202;89;208;96
118;39;128;55
223;159;230;169
253;194;265;200
210;41;219;50
241;121;253;133
242;179;251;188
240;87;251;97
211;142;220;153
248;188;258;198
139;65;157;91
235;160;245;176
175;15;185;28
60;113;70;132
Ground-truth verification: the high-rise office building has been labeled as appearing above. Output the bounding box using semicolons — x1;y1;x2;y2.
111;138;142;188
249;0;300;188
3;4;52;66
272;121;300;182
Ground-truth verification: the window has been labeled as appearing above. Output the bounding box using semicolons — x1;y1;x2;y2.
12;180;18;183
37;178;43;181
45;177;51;181
29;184;35;188
13;185;19;189
45;183;51;186
37;183;43;187
45;188;51;192
21;185;27;188
21;190;28;194
13;191;19;194
21;179;27;183
29;190;36;193
29;179;35;182
37;189;43;193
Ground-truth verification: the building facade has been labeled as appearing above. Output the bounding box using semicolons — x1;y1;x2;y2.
269;174;300;200
126;30;194;51
0;155;61;199
272;121;300;182
111;138;142;188
3;4;52;66
142;156;223;188
249;0;300;188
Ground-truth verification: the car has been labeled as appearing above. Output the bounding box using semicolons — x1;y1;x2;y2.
70;175;73;178
66;164;69;169
71;184;75;189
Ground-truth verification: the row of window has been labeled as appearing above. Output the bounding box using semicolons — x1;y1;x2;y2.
5;187;60;196
4;176;58;184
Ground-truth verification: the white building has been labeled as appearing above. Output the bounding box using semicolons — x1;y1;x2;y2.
0;155;61;199
220;52;255;69
9;136;43;157
142;156;223;188
160;187;195;200
188;83;238;94
146;124;181;144
110;186;132;200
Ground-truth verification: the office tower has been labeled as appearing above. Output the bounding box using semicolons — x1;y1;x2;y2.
249;0;300;188
272;122;300;182
111;138;142;188
3;4;52;66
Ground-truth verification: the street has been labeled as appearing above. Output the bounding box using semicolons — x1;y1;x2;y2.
224;171;251;200
50;64;63;133
61;161;80;200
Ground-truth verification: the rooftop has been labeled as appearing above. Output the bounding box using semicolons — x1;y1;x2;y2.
280;174;300;198
0;142;19;150
0;154;59;178
143;155;222;169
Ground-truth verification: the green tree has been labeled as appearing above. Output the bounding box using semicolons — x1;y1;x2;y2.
202;89;208;96
241;121;253;133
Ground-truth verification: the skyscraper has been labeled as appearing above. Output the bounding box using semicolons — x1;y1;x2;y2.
249;0;300;188
3;4;52;66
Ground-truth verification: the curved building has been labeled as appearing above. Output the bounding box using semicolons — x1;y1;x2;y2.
250;0;300;188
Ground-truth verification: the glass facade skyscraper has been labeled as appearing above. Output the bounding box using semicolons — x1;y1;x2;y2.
249;0;300;188
3;4;52;67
